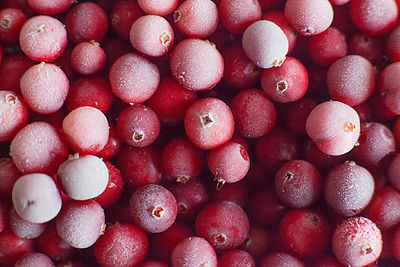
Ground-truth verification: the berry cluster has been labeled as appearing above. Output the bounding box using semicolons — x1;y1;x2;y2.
0;0;400;266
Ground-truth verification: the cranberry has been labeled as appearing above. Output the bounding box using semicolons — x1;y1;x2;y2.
0;8;27;43
70;41;106;75
94;223;148;267
0;228;34;266
219;0;261;34
14;252;54;267
171;237;218;267
195;201;249;250
332;216;382;266
110;0;143;39
218;249;256;267
259;252;305;267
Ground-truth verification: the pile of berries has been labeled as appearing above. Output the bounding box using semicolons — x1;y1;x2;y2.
1;0;400;266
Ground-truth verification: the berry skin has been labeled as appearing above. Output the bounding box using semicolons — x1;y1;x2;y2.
94;223;149;267
218;249;256;267
27;0;74;15
184;97;234;150
14;252;54;267
137;0;178;16
195;201;249;250
110;0;144;39
332;217;382;266
259;252;304;267
0;229;34;267
219;0;262;34
242;20;289;69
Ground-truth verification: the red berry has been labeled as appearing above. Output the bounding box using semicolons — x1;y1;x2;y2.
116;104;160;148
137;0;178;16
19;15;67;62
171;237;218;267
94;223;149;267
0;229;34;267
14;252;54;267
332;217;382;266
219;0;261;34
70;41;106;75
242;20;289;69
27;0;74;15
259;252;304;267
184;97;234;150
130;15;174;57
218;249;256;267
129;184;177;233
279;209;331;257
64;2;109;43
170;38;224;91
174;0;218;38
284;0;334;36
110;0;143;39
93;161;124;208
195;201;249;250
261;56;309;103
349;0;398;36
0;8;27;43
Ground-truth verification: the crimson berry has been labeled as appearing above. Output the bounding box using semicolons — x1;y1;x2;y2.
262;11;297;53
349;0;398;36
56;200;105;249
27;0;74;15
0;8;27;43
117;145;163;188
146;77;197;124
116;104;160;148
222;43;261;90
0;55;34;92
139;261;168;267
20;62;69;114
171;237;218;267
327;55;376;106
307;27;347;66
207;142;250;188
162;138;204;183
218;249;256;267
0;91;29;142
36;222;74;261
279;209;332;257
129;184;177;233
261;56;309;103
109;53;160;104
0;158;22;196
242;226;271;260
275;160;322;208
306;100;360;156
94;223;149;267
259;252;305;267
284;0;334;36
169;180;209;221
378;62;400;115
332;217;382;266
210;180;250;208
363;186;400;230
325;161;375;217
195;201;249;250
66;76;114;113
110;0;143;39
14;252;54;267
137;0;178;16
388;153;400;191
10;121;68;174
93;161;124;208
9;208;45;239
283;97;318;135
70;41;106;75
130;15;174;57
218;0;261;34
19;15;67;62
0;229;34;266
352;122;396;168
184;97;234;150
150;221;193;262
173;0;218;38
170;38;224;91
231;88;276;138
64;2;109;43
349;33;385;64
96;123;122;160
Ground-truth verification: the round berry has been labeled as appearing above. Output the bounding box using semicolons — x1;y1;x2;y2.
70;41;106;75
171;237;217;267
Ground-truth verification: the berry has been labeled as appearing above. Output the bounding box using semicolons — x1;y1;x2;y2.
129;184;177;233
110;0;143;39
14;252;54;267
27;0;74;15
171;237;218;267
70;41;106;75
242;20;289;69
332;217;382;266
12;173;62;223
9;208;45;239
0;8;27;42
137;0;178;16
219;0;262;34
